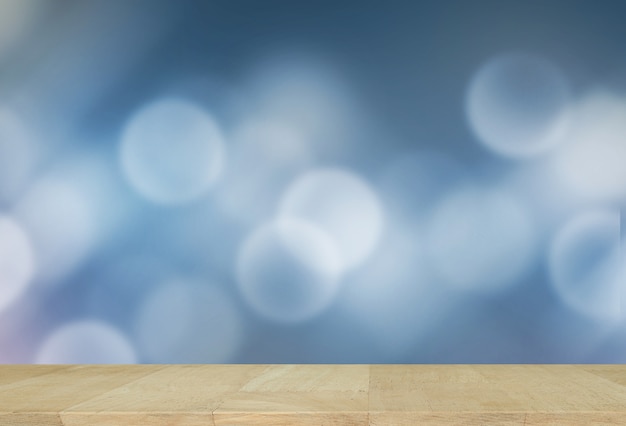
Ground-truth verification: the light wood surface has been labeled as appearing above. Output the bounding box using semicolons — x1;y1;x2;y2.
1;364;625;425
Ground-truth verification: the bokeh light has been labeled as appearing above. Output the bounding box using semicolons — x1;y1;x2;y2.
65;151;137;243
2;1;626;364
214;118;314;226
338;223;454;358
236;218;342;323
0;216;35;314
552;91;626;201
466;53;571;158
134;279;242;363
247;52;360;158
35;320;137;364
549;209;623;322
120;98;226;205
13;176;95;286
279;168;384;271
425;186;537;292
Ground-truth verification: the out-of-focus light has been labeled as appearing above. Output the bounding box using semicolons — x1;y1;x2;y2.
162;76;252;135
134;279;242;363
552;91;626;201
13;177;95;286
248;52;359;158
0;216;34;314
549;209;622;322
426;186;536;292
279;168;384;271
466;53;571;158
35;320;137;363
339;223;452;357
0;107;39;203
69;152;135;241
503;158;581;237
236;218;342;323
214;118;313;226
378;149;465;221
0;0;42;60
120;98;226;205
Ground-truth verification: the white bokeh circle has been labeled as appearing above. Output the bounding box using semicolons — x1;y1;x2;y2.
279;168;384;270
247;52;359;157
237;218;343;323
0;216;35;314
466;53;571;158
214;118;313;226
426;186;536;292
552;91;626;201
338;223;454;357
14;177;96;286
120;98;226;204
549;210;623;322
36;320;137;364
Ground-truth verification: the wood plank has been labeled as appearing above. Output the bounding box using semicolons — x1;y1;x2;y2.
0;364;164;426
0;364;625;425
213;365;370;425
0;365;70;388
580;364;626;387
59;364;270;426
369;364;626;425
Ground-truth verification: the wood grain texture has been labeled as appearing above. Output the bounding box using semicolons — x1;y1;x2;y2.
0;364;625;425
213;365;369;425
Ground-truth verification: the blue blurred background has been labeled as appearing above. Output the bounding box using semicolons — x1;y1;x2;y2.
1;0;625;363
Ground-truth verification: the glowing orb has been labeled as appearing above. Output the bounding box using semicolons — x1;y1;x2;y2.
237;219;342;323
549;210;623;322
466;53;571;158
36;320;136;364
279;168;384;270
426;186;536;292
120;98;226;204
0;216;34;314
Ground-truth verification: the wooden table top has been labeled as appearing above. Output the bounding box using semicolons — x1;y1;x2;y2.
1;364;625;425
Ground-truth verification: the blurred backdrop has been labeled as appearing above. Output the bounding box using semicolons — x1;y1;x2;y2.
1;0;626;363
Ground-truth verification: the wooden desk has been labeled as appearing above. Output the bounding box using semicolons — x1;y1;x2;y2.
0;365;625;425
